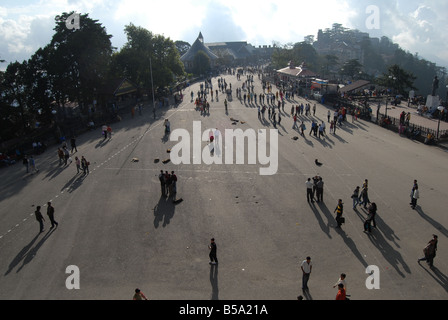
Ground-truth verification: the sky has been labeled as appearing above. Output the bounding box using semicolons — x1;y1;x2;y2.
1;0;447;71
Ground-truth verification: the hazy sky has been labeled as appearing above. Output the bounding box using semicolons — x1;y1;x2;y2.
1;0;447;69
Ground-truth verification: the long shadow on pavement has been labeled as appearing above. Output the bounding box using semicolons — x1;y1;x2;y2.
4;227;56;275
153;195;176;228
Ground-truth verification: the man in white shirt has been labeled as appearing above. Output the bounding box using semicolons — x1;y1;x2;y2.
333;273;347;294
306;178;314;203
301;257;312;290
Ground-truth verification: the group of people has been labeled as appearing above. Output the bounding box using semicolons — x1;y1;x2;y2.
299;256;349;300
305;176;325;203
158;170;177;199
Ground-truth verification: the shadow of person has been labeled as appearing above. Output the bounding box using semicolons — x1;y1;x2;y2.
153;195;176;228
417;264;448;293
415;206;448;238
5;228;56;275
210;264;219;300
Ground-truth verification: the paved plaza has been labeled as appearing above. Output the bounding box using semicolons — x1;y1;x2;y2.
0;71;447;300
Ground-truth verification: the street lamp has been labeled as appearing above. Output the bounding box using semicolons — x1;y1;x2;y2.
446;84;448;106
436;106;444;139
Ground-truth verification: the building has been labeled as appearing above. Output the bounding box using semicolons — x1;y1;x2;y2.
180;32;219;72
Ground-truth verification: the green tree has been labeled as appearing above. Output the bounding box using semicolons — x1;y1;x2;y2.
174;40;191;57
47;12;113;113
376;64;417;96
112;23;185;94
340;59;363;80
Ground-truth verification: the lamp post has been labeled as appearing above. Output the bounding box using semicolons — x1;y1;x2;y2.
437;106;444;139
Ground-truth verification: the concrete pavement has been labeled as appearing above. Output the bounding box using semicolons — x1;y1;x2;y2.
0;71;447;300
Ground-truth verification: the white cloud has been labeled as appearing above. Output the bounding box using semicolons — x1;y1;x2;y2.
0;0;447;69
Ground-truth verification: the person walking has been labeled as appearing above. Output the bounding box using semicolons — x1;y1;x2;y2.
300;257;312;290
306;178;314;203
333;273;347;294
47;202;58;228
364;202;377;233
334;199;344;228
81;156;89;175
411;185;419;209
35;206;45;233
359;185;369;209
351;186;360;209
133;288;148;300
418;235;438;267
209;238;218;265
335;283;347;300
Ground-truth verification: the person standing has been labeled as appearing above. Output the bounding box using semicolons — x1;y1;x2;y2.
316;177;324;202
63;147;70;165
47;202;58;228
159;170;166;197
334;199;344;228
29;155;39;173
102;124;108;140
418;235;438;267
306;178;314;203
170;171;178;199
58;148;64;165
411;186;419;209
75;156;81;174
410;180;418;205
209;238;218;265
300;257;312;290
70;137;77;153
35;206;45;233
23;155;29;173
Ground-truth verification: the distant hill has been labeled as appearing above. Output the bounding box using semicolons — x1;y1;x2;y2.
311;23;447;97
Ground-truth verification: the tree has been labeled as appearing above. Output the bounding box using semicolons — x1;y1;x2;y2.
340;59;363;80
174;40;191;57
376;64;417;96
111;24;185;94
47;12;113;113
